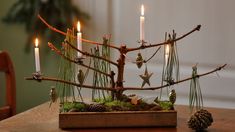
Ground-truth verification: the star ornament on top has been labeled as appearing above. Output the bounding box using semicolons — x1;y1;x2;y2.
139;67;153;88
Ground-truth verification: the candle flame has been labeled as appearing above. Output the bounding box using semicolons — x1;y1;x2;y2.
141;4;145;16
35;38;39;47
77;21;81;32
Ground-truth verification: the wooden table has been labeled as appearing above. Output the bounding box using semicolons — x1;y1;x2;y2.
0;102;234;132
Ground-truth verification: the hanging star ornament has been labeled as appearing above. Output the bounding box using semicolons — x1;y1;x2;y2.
139;66;153;88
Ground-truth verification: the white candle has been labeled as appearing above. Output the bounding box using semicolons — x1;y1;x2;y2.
34;38;41;72
165;44;170;65
77;21;82;58
140;4;145;41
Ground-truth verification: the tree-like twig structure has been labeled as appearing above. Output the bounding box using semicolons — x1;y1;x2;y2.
25;15;226;100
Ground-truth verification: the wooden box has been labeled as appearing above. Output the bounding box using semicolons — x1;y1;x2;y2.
59;110;177;128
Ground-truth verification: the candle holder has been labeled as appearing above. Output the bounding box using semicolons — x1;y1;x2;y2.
25;15;226;130
137;39;147;47
32;72;42;82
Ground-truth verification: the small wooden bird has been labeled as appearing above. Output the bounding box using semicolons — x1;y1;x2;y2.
49;86;57;107
136;52;143;68
77;69;85;85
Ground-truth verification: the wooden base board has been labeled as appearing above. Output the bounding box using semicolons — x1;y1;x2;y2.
59;110;177;128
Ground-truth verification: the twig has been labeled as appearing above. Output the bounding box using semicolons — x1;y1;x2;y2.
25;76;115;91
37;14;120;50
65;41;118;67
48;42;112;77
126;25;201;52
122;64;226;91
25;64;226;92
144;47;161;63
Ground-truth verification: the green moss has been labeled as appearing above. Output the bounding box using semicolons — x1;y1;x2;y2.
62;102;87;112
159;101;173;110
93;96;113;104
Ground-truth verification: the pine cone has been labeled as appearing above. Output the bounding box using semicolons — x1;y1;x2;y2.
169;89;176;104
188;109;213;131
87;104;106;112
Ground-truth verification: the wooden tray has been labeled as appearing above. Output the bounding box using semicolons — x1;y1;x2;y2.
59;110;177;128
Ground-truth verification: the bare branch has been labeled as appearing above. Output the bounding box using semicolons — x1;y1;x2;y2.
38;14;120;50
126;25;201;52
122;64;226;91
48;42;112;77
25;76;115;91
65;41;119;67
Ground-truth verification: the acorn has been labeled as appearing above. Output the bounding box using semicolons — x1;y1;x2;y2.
136;53;143;68
188;109;213;131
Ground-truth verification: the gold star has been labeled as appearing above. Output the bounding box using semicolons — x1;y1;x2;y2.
139;66;153;88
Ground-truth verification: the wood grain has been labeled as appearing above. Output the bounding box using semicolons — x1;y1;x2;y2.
59;111;177;128
0;102;234;132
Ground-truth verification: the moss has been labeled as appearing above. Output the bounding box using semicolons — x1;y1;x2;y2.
159;101;173;110
62;102;87;112
93;96;113;104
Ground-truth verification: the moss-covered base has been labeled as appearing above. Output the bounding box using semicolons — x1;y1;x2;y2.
61;94;174;112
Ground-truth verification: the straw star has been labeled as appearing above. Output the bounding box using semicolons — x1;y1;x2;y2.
139;67;153;88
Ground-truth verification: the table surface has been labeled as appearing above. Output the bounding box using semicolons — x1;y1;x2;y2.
0;102;234;132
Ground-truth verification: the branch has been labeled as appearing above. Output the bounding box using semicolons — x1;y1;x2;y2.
25;76;115;91
126;25;201;52
37;14;120;50
65;41;118;67
48;42;112;77
122;64;226;91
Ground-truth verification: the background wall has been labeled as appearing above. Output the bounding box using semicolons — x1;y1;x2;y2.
0;0;234;113
110;0;235;109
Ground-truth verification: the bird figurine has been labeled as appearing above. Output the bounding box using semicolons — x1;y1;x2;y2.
49;86;57;107
136;52;143;68
77;69;85;85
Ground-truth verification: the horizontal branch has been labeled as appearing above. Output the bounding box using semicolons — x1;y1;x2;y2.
25;76;115;91
38;14;120;50
122;64;226;91
48;42;112;77
127;25;201;52
65;41;118;67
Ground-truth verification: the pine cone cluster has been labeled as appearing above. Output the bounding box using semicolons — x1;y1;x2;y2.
188;109;213;131
87;104;106;112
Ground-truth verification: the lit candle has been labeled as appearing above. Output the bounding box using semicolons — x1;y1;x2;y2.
140;4;145;41
77;21;82;58
34;38;41;72
165;44;170;65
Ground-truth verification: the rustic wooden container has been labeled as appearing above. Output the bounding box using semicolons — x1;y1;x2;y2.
59;110;177;128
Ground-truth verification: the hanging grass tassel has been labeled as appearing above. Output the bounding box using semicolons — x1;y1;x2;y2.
189;65;203;112
188;65;213;131
160;31;180;99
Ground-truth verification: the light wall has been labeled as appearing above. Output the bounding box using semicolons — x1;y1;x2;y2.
111;0;235;109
